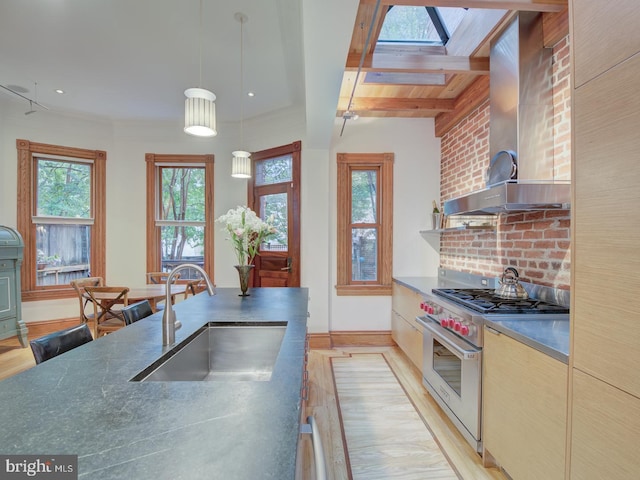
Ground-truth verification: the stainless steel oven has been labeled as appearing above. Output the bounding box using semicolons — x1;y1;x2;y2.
416;296;485;452
416;286;570;453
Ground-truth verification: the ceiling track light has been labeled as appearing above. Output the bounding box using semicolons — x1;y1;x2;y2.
184;0;217;137
0;82;49;115
340;0;380;137
343;110;359;121
232;12;251;178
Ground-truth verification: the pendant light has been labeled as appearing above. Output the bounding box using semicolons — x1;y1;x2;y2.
184;0;217;137
231;12;251;178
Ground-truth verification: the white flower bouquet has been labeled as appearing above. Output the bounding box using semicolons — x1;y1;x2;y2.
216;206;276;266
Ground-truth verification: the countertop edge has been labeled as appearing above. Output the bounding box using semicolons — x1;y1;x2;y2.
483;318;569;364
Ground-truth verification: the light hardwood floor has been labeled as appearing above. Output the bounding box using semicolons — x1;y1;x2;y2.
1;332;505;479
0;334;39;381
301;347;507;480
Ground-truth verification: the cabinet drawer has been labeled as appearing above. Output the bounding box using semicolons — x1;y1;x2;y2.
392;283;423;322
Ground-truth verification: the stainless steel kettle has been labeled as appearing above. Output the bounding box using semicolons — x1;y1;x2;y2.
495;267;528;299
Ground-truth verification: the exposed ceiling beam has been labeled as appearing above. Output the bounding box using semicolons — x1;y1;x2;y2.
434;75;490;136
359;0;566;13
339;96;456;114
345;52;490;74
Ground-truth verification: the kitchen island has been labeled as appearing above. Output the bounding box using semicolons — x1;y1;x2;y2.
0;287;309;479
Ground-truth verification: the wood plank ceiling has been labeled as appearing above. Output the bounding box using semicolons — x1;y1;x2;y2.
337;0;568;136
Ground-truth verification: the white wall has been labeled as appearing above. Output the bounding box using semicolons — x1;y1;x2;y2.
328;116;441;331
0;98;440;334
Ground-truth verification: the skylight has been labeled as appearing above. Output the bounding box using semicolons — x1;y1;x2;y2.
378;5;468;46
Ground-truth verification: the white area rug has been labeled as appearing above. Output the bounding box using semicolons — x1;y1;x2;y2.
332;354;460;480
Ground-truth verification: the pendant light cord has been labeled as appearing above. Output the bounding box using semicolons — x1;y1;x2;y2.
239;15;244;147
198;0;203;87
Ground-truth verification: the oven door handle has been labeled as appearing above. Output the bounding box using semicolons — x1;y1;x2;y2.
417;317;481;361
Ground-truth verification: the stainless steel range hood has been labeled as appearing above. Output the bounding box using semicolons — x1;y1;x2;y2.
444;12;571;216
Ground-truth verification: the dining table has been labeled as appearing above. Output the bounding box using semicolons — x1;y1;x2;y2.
85;283;188;312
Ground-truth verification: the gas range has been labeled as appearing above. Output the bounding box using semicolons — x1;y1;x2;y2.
419;288;569;348
433;288;570;315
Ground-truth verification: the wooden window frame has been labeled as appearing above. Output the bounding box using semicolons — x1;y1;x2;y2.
145;153;214;282
16;139;106;301
336;152;393;296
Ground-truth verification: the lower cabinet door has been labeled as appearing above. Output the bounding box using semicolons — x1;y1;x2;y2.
570;369;640;480
483;328;567;480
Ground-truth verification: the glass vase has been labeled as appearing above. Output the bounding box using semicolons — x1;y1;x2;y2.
234;265;254;296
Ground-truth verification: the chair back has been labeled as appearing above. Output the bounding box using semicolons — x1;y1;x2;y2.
30;323;93;364
122;300;154;325
147;272;180;284
70;277;104;323
84;286;130;337
184;279;205;298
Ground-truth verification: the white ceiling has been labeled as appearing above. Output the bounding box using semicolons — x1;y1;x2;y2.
0;0;308;124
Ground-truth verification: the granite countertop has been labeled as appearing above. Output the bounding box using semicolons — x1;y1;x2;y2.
0;287;309;479
393;275;569;363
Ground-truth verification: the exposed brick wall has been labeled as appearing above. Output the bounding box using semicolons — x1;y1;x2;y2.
439;35;571;289
552;35;572;180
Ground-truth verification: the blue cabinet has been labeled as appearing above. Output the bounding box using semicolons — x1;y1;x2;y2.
0;226;27;347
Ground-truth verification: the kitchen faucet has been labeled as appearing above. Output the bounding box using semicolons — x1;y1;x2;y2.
163;263;215;346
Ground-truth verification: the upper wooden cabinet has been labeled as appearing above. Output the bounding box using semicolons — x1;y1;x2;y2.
572;0;640;87
572;27;640;399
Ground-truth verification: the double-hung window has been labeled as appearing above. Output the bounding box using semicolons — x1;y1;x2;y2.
336;152;393;295
145;154;214;281
17;139;106;301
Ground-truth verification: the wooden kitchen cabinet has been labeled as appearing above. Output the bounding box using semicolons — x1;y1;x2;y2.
483;327;567;480
572;33;640;400
572;0;640;88
570;370;640;480
391;282;424;370
570;0;640;475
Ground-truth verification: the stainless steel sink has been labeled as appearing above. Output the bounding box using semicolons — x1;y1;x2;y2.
131;322;287;382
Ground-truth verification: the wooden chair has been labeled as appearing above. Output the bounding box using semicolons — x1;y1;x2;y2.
121;300;153;325
146;272;180;310
146;272;180;284
84;286;129;337
29;323;93;365
184;279;206;299
70;277;104;324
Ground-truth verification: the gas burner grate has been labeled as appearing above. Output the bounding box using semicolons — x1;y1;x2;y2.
433;288;569;315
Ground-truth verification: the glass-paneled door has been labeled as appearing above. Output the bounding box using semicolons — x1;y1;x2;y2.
248;141;301;287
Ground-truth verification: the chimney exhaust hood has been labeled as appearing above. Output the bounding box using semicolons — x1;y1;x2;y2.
444;12;570;216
